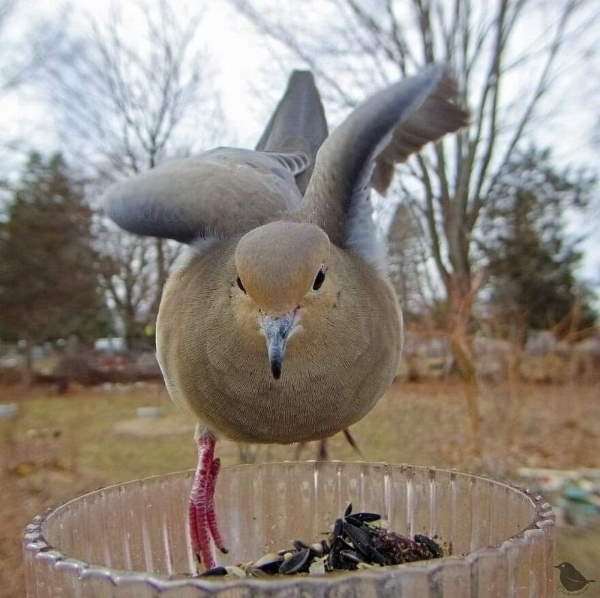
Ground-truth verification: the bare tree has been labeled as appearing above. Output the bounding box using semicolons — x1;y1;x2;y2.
41;0;222;346
0;1;67;173
234;0;595;371
0;0;20;91
233;0;596;454
0;0;64;92
96;225;152;348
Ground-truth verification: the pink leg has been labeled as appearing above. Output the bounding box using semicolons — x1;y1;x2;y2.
189;430;227;570
206;458;227;553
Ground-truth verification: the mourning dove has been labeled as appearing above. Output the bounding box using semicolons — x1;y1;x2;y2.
103;65;468;570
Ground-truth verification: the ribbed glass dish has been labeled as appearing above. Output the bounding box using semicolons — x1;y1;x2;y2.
23;461;555;597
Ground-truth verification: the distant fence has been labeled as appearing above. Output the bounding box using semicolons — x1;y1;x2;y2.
397;330;600;384
1;331;599;388
0;344;162;391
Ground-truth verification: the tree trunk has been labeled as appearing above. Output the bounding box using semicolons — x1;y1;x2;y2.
122;309;139;351
22;337;35;387
445;276;482;457
446;276;477;377
150;237;168;324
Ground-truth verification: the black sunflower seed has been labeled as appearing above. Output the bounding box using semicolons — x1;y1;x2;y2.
344;515;365;527
199;566;227;577
343;521;374;560
253;552;284;574
293;539;310;551
353;512;381;523
279;547;311;575
327;554;338;570
330;518;344;542
230;504;442;578
328;539;343;570
369;546;387;566
334;535;354;551
340;549;362;564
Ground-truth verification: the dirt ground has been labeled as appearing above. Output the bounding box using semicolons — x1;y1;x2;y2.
1;380;599;596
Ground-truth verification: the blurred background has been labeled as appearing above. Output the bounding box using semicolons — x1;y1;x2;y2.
0;0;599;595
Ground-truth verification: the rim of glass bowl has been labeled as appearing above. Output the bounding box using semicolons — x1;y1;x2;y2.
23;461;555;592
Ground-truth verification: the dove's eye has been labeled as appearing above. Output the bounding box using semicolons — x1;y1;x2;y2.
313;267;326;291
236;277;246;293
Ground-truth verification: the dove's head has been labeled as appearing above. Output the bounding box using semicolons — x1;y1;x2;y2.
234;221;332;380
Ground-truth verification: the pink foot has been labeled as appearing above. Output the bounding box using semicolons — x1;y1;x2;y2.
189;430;228;570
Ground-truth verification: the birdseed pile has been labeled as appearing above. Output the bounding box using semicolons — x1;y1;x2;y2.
197;504;443;579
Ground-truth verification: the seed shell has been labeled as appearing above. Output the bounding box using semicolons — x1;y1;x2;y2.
279;547;311;575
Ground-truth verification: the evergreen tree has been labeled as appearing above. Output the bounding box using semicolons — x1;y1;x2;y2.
482;147;596;339
0;152;109;382
387;202;431;319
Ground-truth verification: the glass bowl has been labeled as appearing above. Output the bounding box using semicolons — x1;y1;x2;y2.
23;461;555;597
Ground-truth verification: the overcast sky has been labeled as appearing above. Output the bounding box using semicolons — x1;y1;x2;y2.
2;0;599;284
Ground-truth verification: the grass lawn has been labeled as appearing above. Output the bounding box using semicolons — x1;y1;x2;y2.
1;380;599;596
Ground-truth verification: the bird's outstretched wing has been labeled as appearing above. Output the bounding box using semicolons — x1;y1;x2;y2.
256;70;328;194
103;70;327;243
103;148;304;243
301;64;468;248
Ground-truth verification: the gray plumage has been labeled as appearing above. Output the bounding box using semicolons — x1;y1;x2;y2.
103;148;303;243
299;64;468;250
255;71;328;194
103;65;468;443
103;67;468;568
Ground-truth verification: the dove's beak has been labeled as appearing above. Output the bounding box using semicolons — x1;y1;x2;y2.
260;310;298;380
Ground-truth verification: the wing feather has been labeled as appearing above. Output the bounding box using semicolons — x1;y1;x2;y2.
301;65;468;251
104;70;329;243
103;148;303;243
